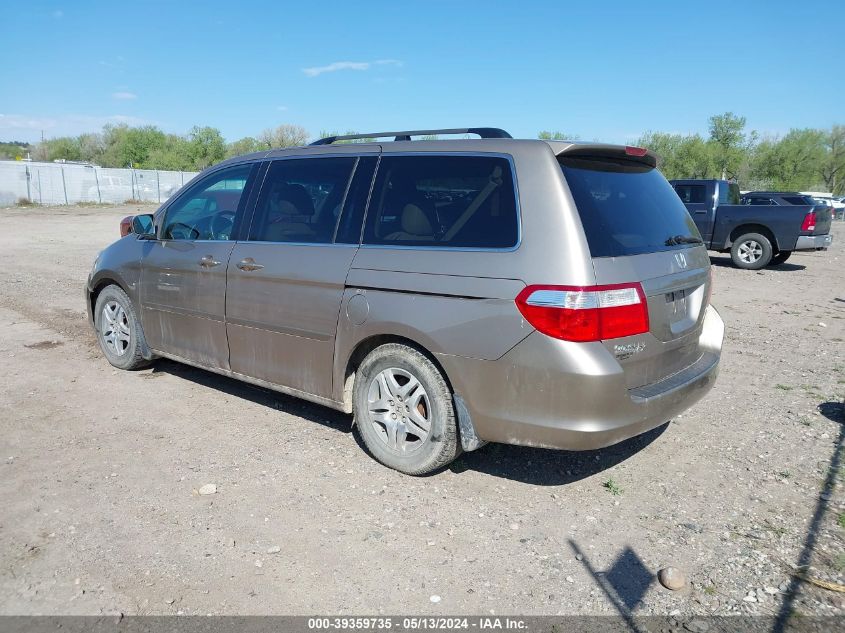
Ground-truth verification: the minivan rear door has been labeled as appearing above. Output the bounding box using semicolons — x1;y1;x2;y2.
560;151;713;389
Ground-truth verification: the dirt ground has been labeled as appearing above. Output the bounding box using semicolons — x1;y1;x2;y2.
0;203;843;618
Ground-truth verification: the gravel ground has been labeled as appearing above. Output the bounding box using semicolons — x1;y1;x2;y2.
0;204;843;618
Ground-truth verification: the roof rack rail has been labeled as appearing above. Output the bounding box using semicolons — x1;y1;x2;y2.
310;127;512;146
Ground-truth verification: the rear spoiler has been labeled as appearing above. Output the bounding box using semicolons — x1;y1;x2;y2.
546;141;659;168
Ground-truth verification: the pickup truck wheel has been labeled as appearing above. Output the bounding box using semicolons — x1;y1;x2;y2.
769;251;792;266
730;233;772;269
353;343;461;475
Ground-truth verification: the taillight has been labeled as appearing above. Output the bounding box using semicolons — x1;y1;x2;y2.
624;145;648;157
515;283;649;342
119;215;134;237
801;211;816;232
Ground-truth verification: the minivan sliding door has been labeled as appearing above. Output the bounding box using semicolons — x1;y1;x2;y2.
225;154;377;399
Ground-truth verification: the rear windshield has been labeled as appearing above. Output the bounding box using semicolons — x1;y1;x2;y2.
719;182;741;205
560;156;702;258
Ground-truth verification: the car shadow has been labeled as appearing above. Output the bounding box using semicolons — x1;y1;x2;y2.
450;423;668;485
147;359;352;434
708;255;806;271
147;359;668;484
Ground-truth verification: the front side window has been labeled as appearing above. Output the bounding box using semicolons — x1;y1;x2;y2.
162;164;252;240
249;157;356;243
363;155;518;248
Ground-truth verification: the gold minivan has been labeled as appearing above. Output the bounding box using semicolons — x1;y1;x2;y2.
87;128;723;474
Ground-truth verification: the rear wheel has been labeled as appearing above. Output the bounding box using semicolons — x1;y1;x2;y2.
94;284;150;370
769;251;792;266
730;233;772;269
353;343;460;475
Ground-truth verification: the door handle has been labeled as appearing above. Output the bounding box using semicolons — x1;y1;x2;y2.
199;255;221;267
237;257;264;272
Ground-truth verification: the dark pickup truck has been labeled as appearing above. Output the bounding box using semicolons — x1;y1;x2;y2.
670;179;833;269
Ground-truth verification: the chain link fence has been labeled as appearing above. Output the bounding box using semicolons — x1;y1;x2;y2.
0;161;199;206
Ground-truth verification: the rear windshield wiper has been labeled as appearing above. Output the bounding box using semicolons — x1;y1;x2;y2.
665;235;703;246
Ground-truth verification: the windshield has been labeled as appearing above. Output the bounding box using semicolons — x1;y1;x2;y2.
560;156;702;258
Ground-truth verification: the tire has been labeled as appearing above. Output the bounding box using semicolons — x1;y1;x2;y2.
730;232;772;269
769;251;792;266
93;284;151;370
353;343;461;475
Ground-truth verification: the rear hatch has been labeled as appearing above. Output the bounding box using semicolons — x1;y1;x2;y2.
559;148;712;389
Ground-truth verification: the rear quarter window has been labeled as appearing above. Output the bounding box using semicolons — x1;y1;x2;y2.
560;156;701;258
362;155;518;249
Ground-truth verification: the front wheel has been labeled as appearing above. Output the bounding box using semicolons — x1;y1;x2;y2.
769;251;792;266
94;284;151;370
353;343;461;475
730;232;772;269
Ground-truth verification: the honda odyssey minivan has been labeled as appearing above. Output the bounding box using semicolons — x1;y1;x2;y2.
86;127;723;475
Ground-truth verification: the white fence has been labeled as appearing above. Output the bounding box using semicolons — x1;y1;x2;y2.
0;161;200;206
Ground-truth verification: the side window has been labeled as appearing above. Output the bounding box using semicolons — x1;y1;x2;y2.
162;164;252;240
362;155;518;248
748;197;773;205
249;157;356;243
674;185;706;204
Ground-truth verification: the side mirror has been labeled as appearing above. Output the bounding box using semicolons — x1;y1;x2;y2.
132;214;156;239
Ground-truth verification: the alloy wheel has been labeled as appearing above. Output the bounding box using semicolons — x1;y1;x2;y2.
366;367;432;453
101;300;130;356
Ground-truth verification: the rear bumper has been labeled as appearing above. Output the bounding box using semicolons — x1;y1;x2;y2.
795;234;832;251
441;305;724;451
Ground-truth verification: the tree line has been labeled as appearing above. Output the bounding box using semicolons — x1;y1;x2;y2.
542;114;842;194
9;113;844;193
16;124;312;172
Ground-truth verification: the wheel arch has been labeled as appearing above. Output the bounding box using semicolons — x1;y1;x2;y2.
339;333;454;415
88;272;132;326
726;224;779;251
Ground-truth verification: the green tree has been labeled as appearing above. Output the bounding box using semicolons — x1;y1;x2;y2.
35;136;82;162
821;125;845;194
187;126;226;169
102;124;168;168
707;112;748;179
145;135;192;171
752;129;826;191
226;136;260;158
635;132;713;179
77;132;105;164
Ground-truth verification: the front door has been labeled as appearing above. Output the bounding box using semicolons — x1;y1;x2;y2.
140;163;257;369
226;154;376;398
673;183;712;242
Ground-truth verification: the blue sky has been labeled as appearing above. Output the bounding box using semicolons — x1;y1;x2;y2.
1;0;842;144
